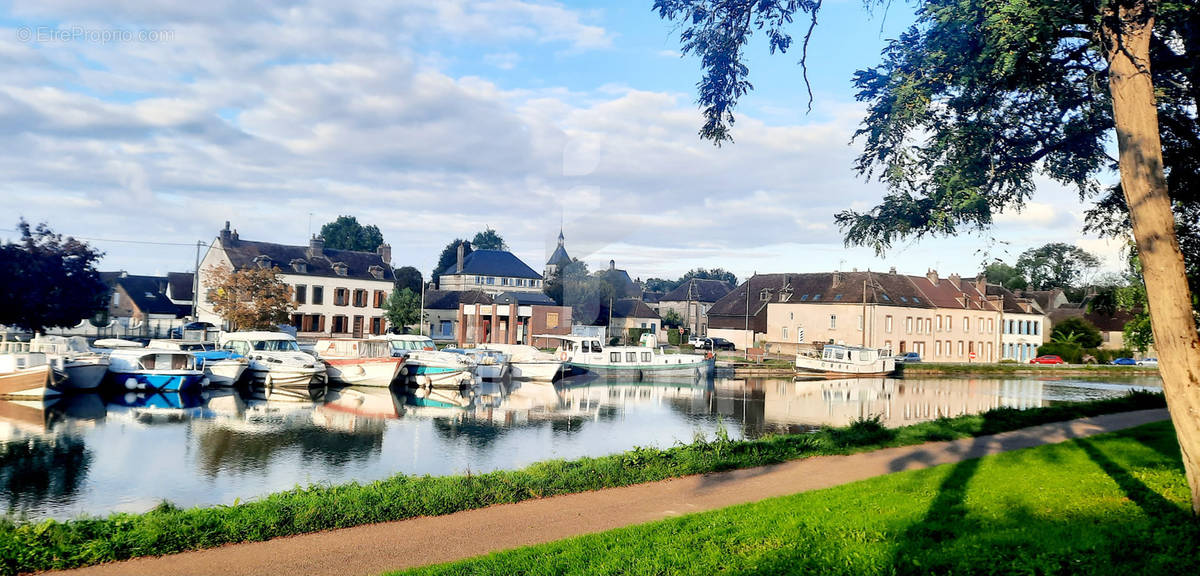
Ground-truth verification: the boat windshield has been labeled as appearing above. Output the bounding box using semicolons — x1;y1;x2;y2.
252;339;300;352
390;338;435;351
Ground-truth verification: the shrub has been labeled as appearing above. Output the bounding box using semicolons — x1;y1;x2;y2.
1037;342;1083;363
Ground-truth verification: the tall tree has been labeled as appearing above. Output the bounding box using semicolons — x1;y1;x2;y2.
206;265;294;331
1014;243;1101;291
643;277;679;293
432;239;473;285
393;266;423;294
471;227;507;250
983;260;1029;291
384;288;421;333
658;0;1200;511
544;258;590;306
681;267;738;288
0;220;107;332
1050;316;1104;349
319;215;385;252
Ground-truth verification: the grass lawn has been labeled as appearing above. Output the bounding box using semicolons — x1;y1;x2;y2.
398;421;1199;576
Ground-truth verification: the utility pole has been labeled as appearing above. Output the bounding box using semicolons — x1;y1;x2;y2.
191;240;205;320
419;280;426;336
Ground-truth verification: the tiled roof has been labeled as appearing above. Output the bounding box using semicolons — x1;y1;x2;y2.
660;278;734;303
1048;308;1134;333
439;249;542;279
984;283;1044;315
117;275;188;317
424;289;493;310
221;238;394;282
908;274;996;311
167;272;194;301
611;298;660;320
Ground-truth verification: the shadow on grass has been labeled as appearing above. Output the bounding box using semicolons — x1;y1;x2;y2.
1076;437;1181;518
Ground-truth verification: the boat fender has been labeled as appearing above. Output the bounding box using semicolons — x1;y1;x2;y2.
421;374;433;387
124;377;138;390
399;366;409;377
414;386;429;399
559;351;568;361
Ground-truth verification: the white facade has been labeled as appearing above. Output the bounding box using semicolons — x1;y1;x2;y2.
438;273;542;295
1000;313;1045;362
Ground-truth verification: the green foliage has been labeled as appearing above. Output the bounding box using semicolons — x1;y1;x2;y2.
0;392;1167;575
543;258;589;306
1037;342;1082;364
626;328;650;346
1015;243;1101;291
643;277;677;293
403;418;1190;576
432;239;472;284
1085;348;1135;364
384;288;420;332
318;216;384;253
393;266;423;294
471;227;506;251
660;309;683;328
0;220;107;332
680;268;737;288
982;259;1027;291
1050;316;1103;349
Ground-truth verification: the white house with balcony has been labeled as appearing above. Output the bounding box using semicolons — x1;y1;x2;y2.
196;222;396;339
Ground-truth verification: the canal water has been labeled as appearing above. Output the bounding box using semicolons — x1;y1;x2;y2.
0;373;1162;521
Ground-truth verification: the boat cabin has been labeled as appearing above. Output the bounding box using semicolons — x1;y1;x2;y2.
316;339;392;359
820;345;883;363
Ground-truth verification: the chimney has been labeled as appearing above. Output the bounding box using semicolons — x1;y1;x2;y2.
831;270;842;288
888;266;897;275
220;221;232;245
975;273;987;294
609;259;616;271
308;235;324;259
231;229;239;241
949;273;961;288
456;243;465;273
377;243;392;265
926;269;939;286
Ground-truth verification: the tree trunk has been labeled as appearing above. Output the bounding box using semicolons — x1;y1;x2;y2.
1104;1;1200;513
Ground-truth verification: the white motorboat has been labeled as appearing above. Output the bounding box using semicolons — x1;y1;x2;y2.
475;344;563;381
313;338;404;387
794;344;897;377
446;348;509;381
537;334;714;380
219;332;327;386
149;340;249;386
373;334;474;388
27;335;109;391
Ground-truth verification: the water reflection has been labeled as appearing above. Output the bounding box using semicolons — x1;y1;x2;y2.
0;374;1161;520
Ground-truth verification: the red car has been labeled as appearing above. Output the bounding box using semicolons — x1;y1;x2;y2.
1030;355;1066;364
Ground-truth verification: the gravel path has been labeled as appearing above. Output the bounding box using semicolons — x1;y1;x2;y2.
52;409;1171;576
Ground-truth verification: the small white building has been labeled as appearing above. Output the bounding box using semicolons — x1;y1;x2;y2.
196;222;396;339
436;244;544;295
989;284;1047;362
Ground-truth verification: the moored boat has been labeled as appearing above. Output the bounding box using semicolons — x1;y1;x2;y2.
794;344;897;377
0;355;62;399
219;331;326;386
446;348;509;381
314;338;404;387
106;348;206;392
28;335;109;391
475;344;564;381
374;334;474;388
538;334;713;380
149;340;249;387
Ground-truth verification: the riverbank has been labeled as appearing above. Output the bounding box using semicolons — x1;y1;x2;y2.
899;362;1162;377
399;419;1194;576
1;392;1167;575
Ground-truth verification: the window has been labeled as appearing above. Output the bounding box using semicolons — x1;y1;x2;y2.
782;326;789;339
913;297;921;304
946;316;952;331
1033;322;1039;335
626;352;637;363
353;289;368;307
812;294;821;301
857;315;863;331
475;276;483;285
370;317;384;335
963;317;969;332
641;352;652;362
880;293;890;301
958;341;964;356
833;294;843;301
546;312;559;328
829;315;837;329
906;317;913;334
373;290;386;308
900;296;908;302
800;294;809;301
332;315;349;333
112;292;121;306
978;317;985;333
295;284;307;304
936;340;942;356
936;315;942;331
582;341;591;353
486;277;495;285
987;318;994;333
610;352;621;363
885;315;893;333
334;288;349;306
789;312;794;320
297;314;323;332
312;286;324;305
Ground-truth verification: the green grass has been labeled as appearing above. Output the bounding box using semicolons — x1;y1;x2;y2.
901;362;1160;376
0;392;1168;575
397;421;1199;576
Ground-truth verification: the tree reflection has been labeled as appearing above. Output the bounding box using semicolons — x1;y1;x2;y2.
0;434;91;515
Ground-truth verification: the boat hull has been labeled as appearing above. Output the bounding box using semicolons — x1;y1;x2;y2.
0;365;61;399
509;361;563;381
794;356;897;377
62;360;108;391
204;360;248;386
324;359;403;387
108;370;206;392
248;366;326;387
567;359;714;380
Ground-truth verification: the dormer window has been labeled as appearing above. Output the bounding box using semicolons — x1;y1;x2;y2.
759;288;772;302
253;255;272;269
290;259;308;274
332;262;349;276
368;265;384;280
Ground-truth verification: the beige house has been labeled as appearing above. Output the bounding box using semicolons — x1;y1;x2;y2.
656;278;733;336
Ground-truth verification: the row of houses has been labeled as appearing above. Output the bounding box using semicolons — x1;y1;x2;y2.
47;222;1143;362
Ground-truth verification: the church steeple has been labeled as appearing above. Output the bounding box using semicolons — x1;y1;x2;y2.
545;227;571;279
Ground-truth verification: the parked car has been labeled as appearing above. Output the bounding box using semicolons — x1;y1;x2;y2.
1137;357;1159;366
894;352;922;363
698;337;735;351
1110;357;1137;365
687;335;707;347
169;321;216;339
1030;355;1066;364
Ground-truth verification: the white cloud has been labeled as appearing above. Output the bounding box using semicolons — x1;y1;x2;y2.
483;51;521;70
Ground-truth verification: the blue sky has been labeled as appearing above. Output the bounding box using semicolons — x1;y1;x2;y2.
0;1;1127;284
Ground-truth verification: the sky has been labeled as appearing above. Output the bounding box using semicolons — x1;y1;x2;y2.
0;0;1130;284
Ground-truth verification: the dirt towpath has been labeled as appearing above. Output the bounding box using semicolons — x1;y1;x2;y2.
54;409;1171;576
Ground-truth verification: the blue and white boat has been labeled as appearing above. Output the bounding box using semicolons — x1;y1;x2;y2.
374;335;475;388
106;348;205;392
149;340;249;386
